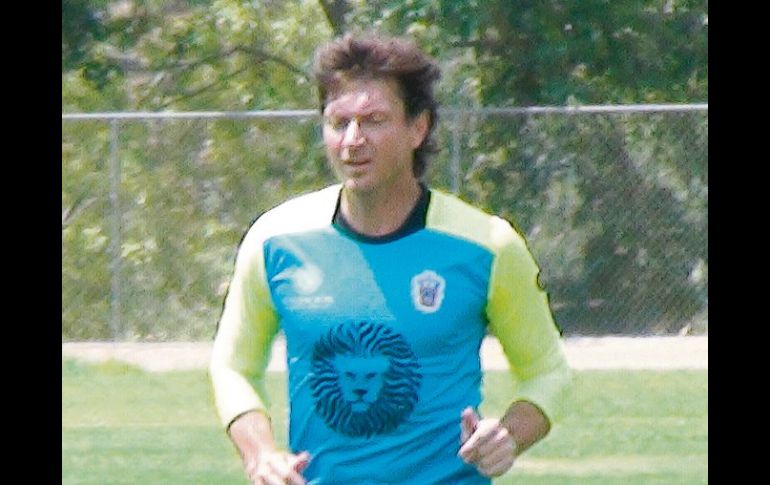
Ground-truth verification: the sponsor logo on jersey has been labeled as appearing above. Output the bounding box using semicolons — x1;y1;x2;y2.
411;270;445;313
291;263;323;294
282;263;334;310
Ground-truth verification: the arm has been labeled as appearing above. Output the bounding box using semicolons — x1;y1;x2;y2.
458;400;548;477
209;227;279;429
209;227;310;483
228;411;310;485
500;400;550;453
459;218;572;477
487;217;572;427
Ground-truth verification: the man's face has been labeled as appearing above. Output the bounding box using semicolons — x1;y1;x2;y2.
322;77;427;193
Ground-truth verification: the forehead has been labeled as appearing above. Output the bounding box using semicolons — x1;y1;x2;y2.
323;78;404;117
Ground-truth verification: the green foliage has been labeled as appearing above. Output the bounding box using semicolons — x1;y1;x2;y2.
563;113;707;332
62;117;335;340
62;0;332;111
62;361;707;484
428;110;707;334
344;0;708;334
62;1;707;338
347;0;707;105
63;1;707;110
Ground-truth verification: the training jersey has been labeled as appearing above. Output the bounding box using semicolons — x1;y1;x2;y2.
210;184;571;484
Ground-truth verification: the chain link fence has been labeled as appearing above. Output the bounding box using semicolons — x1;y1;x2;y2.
62;105;707;341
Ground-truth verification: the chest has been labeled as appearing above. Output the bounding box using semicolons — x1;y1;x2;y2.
263;228;493;357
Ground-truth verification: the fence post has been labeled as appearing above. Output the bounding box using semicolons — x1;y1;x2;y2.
450;111;462;194
108;120;123;341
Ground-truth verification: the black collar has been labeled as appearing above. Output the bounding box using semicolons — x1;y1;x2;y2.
332;184;431;244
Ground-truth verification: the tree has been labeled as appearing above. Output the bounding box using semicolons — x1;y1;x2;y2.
62;0;708;338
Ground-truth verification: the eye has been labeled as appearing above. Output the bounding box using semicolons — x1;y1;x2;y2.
325;117;349;132
360;114;386;128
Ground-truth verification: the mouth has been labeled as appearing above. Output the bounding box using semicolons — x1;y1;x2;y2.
341;157;371;168
350;400;370;412
340;148;370;163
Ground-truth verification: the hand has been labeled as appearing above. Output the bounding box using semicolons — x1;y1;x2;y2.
245;450;310;485
458;407;517;477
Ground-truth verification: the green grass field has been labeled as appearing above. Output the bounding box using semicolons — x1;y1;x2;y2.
62;358;707;484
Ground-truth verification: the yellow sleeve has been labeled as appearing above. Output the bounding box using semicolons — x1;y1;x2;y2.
209;225;280;429
208;185;341;429
486;217;573;424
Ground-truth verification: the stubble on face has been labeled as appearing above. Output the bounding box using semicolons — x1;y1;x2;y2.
322;78;417;195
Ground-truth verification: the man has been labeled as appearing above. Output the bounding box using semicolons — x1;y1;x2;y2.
210;33;572;484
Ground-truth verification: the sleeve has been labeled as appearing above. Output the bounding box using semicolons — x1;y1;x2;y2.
209;225;280;429
486;218;573;425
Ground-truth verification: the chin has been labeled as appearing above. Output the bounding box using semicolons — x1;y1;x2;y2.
342;177;377;193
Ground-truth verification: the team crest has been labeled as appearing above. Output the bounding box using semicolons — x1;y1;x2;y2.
411;270;446;314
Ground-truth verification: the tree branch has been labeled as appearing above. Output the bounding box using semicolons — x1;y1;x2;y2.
160;46;240;73
62;195;97;229
447;39;504;50
234;46;310;80
155;66;250;109
318;0;349;36
137;45;309;108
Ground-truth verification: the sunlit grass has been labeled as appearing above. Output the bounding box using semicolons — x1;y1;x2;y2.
62;359;707;484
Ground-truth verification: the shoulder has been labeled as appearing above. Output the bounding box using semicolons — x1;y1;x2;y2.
257;184;341;229
426;189;527;255
239;184;341;254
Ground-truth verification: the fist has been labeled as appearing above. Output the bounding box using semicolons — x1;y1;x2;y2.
458;407;517;477
246;450;310;485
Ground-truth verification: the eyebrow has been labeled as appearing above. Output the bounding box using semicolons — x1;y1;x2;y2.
323;95;392;117
324;109;390;119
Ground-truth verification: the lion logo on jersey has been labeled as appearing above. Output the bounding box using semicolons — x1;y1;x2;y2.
309;321;422;438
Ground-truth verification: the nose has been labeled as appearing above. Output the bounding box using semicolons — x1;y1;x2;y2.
341;119;365;148
353;388;367;398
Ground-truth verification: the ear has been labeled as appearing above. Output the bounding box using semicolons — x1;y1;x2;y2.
409;110;430;150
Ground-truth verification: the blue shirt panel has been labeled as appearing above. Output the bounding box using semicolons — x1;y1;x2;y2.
263;225;494;484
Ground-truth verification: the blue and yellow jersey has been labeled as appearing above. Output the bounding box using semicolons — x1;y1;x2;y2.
210;184;572;484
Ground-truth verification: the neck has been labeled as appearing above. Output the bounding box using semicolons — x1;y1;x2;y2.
340;179;422;237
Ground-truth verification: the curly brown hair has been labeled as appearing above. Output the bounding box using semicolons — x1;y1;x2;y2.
313;33;441;178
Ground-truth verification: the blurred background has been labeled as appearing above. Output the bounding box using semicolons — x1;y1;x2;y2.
62;0;708;341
